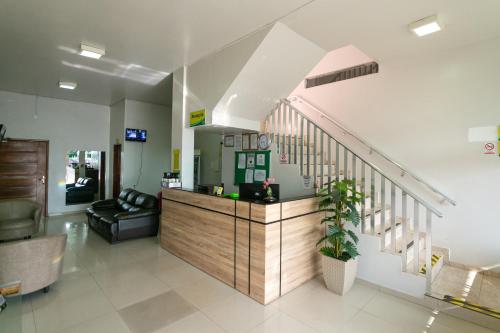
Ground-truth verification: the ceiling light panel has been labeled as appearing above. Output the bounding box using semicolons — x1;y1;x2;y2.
409;15;442;37
80;43;105;59
59;81;77;90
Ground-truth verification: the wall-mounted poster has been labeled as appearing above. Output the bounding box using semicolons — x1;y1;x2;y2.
224;135;234;147
250;133;258;150
302;176;313;189
237;153;246;169
254;169;266;182
245;169;254;183
234;135;242;151
247;153;255;168
256;153;265;166
242;134;250;150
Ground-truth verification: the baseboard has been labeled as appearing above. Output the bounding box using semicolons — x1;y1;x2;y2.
48;209;87;217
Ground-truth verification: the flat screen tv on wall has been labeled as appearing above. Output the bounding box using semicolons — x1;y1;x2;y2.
125;128;147;142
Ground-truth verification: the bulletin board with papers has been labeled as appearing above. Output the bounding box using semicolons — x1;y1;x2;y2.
234;150;270;185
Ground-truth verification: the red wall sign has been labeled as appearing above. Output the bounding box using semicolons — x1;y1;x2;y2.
484;142;496;155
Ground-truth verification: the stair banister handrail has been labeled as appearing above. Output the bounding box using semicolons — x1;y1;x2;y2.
277;99;443;218
287;95;457;207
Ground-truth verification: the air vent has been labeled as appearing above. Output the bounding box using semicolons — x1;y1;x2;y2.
305;61;379;88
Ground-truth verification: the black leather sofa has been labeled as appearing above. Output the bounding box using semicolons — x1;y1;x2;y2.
85;188;159;244
66;177;98;204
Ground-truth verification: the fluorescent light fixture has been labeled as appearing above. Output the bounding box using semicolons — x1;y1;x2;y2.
409;15;442;37
59;81;77;90
79;43;105;59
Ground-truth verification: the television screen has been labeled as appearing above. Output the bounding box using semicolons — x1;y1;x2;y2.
125;128;147;142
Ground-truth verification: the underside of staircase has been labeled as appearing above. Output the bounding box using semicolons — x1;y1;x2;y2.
264;98;500;330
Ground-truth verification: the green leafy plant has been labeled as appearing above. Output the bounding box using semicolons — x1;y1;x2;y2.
317;179;364;262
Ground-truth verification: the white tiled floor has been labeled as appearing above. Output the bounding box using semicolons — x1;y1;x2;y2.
432;265;500;310
19;213;498;333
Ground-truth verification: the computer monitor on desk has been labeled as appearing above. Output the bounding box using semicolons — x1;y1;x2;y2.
239;183;279;201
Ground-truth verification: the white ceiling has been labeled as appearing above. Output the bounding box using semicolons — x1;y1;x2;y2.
1;0;500;107
0;0;311;106
282;0;500;61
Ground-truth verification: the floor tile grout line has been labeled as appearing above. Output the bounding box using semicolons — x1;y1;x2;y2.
244;310;322;333
89;268;122;312
35;213;498;333
26;297;40;333
197;310;232;333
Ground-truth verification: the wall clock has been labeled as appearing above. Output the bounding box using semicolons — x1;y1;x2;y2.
258;134;270;150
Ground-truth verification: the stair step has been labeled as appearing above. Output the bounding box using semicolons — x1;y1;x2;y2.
363;204;391;224
393;230;425;257
370;216;404;240
407;248;444;281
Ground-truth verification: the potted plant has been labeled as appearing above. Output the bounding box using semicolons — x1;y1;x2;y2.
317;179;363;295
262;178;276;203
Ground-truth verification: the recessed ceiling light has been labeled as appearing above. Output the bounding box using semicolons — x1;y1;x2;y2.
409;15;442;37
59;81;77;90
79;43;105;59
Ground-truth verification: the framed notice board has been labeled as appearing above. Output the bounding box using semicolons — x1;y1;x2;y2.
234;150;270;185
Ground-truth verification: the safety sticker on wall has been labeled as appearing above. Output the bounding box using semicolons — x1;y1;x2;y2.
484;142;496;155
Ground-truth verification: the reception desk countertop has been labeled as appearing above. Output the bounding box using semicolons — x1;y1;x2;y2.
160;187;324;304
166;187;316;205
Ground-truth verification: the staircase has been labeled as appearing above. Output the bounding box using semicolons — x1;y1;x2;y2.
264;97;445;291
263;98;500;329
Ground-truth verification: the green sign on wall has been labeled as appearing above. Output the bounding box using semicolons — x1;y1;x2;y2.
189;109;206;127
234;150;270;185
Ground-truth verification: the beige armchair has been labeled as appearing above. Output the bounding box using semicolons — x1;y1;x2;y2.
0;199;42;241
0;234;67;295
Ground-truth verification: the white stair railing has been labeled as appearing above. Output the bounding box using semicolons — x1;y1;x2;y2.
289;95;456;207
264;99;444;293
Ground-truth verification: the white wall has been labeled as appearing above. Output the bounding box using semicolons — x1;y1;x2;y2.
171;67;195;189
211;22;325;129
0;90;110;214
185;22;325;131
194;131;222;185
121;99;171;196
291;39;500;270
186;27;271;125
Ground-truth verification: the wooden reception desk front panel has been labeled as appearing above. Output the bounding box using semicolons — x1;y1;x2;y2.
161;188;323;305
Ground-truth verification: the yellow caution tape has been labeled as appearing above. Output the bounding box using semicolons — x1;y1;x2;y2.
419;254;441;274
443;295;500;319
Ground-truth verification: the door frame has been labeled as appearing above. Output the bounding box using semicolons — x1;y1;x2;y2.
99;151;106;200
112;144;121;198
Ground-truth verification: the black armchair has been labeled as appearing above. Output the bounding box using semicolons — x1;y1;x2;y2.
85;188;159;243
66;177;97;204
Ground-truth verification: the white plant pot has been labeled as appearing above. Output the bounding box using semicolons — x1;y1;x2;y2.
322;255;358;295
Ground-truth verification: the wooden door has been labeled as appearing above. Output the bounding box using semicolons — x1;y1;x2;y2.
112;144;121;198
0;139;49;216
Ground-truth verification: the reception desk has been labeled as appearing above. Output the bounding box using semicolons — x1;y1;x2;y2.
160;188;324;305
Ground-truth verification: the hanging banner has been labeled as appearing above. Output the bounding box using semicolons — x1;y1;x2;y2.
173;149;180;172
189;109;206;127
